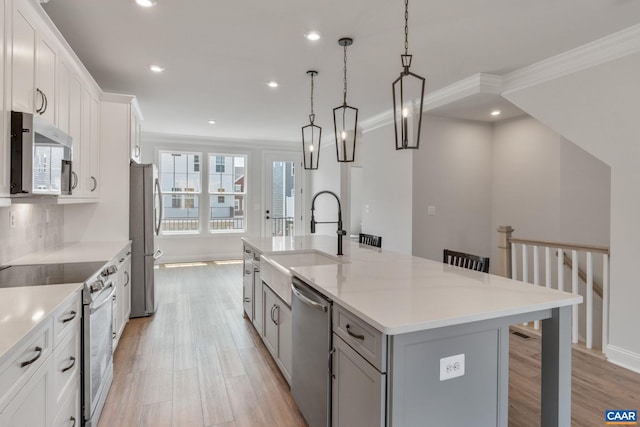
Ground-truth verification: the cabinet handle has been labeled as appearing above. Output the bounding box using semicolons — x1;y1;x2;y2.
243;297;251;303
20;346;43;368
91;176;97;192
134;145;140;158
245;270;251;275
42;90;48;114
113;332;117;339
61;310;77;323
124;271;130;287
270;305;276;323
346;324;365;340
328;348;335;379
244;248;251;254
71;171;78;189
36;88;45;113
61;356;76;373
70;416;76;427
273;305;279;326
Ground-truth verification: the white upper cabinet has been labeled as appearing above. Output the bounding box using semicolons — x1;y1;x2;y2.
11;6;36;114
35;36;55;124
57;59;69;134
0;0;10;200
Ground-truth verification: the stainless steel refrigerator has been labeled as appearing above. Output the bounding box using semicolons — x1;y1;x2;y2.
129;162;163;317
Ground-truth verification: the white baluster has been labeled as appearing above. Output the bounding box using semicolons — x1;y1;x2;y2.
557;248;564;292
545;247;552;289
572;250;579;344
602;254;609;352
533;246;540;330
586;252;593;349
522;244;529;326
511;242;517;280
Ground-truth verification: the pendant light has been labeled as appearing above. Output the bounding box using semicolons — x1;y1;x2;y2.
333;37;358;163
302;70;321;170
392;0;425;150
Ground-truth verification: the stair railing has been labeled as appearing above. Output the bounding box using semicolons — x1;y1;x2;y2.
497;225;610;352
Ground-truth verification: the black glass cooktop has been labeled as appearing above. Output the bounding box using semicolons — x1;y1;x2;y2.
0;261;107;288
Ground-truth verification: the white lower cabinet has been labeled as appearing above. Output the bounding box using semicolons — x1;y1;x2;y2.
262;285;292;384
252;275;263;335
0;356;54;427
242;259;253;320
113;245;132;351
0;290;81;427
331;334;386;427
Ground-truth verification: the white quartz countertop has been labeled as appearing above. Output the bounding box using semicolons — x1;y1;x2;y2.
0;283;82;363
8;241;130;265
243;236;583;335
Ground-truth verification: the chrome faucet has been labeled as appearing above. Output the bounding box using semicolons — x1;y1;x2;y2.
310;190;347;256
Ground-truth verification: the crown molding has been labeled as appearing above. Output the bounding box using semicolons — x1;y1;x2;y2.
360;73;503;134
100;92;136;103
142;131;298;151
503;24;640;94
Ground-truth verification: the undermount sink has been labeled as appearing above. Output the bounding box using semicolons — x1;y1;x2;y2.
260;251;344;305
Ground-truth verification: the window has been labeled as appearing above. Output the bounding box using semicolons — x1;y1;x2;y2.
209;154;246;232
159;152;201;233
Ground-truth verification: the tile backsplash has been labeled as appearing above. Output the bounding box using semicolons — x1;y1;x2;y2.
0;203;64;265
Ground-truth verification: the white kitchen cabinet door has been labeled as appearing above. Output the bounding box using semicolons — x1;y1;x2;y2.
332;334;385;427
252;275;263;336
68;74;83;196
130;107;141;162
277;300;292;382
88;93;100;198
262;286;278;358
35;37;56;125
122;256;131;322
0;0;9;198
12;6;36;114
57;60;70;134
0;356;54;427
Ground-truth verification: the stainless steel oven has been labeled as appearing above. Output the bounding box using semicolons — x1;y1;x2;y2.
82;266;117;427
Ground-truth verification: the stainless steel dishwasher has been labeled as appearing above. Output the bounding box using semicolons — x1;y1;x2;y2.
291;276;332;427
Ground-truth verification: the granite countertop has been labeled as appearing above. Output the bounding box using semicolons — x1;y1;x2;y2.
243;236;583;335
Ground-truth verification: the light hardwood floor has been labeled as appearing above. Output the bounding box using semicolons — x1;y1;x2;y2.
98;262;640;427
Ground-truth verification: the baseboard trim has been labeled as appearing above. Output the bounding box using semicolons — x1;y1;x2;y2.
606;344;640;374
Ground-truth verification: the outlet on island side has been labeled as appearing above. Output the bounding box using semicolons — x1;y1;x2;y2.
9;211;16;229
439;353;465;381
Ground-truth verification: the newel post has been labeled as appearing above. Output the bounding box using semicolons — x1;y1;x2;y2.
497;225;514;278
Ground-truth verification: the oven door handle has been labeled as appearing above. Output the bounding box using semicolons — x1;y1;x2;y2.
90;285;116;314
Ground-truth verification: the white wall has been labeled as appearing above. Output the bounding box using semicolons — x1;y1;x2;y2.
142;133;298;262
503;51;639;370
64;100;131;242
360;123;413;254
412;116;493;263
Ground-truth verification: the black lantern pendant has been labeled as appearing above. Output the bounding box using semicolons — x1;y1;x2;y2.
302;70;321;170
333;37;358;163
392;0;425;150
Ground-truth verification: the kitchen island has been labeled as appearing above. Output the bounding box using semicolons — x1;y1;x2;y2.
242;235;581;427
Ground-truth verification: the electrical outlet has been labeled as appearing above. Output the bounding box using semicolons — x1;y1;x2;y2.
427;206;436;216
440;353;465;381
9;211;16;229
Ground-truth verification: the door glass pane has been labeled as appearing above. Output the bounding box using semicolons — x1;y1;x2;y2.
271;161;295;236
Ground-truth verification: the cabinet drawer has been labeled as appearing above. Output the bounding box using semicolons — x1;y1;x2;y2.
53;291;81;347
0;320;53;410
53;380;80;427
53;326;80;404
333;305;387;372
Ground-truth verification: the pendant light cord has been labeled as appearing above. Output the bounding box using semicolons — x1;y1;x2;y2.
310;73;315;122
343;44;348;105
404;0;409;55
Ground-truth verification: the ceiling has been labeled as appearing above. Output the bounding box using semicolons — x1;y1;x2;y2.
42;0;640;143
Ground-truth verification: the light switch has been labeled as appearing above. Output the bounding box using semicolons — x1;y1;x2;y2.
427;206;436;216
365;204;370;214
9;211;16;229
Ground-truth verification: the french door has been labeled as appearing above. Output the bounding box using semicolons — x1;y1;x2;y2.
263;152;303;237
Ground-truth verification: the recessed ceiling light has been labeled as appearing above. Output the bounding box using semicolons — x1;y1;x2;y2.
266;81;279;88
491;110;501;117
207;120;216;125
149;64;165;73
135;0;157;7
305;32;321;41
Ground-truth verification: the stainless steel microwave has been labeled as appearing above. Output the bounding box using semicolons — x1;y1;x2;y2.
10;111;73;197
